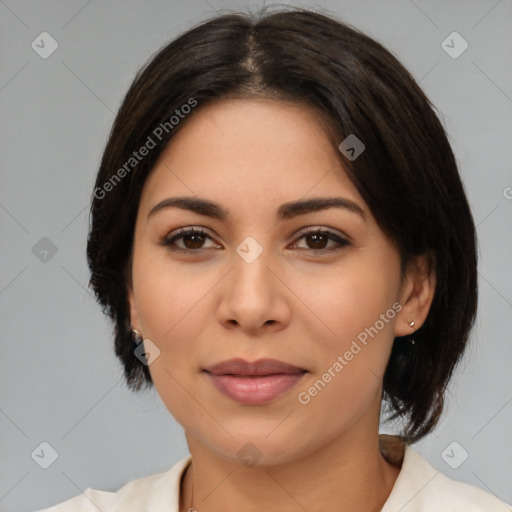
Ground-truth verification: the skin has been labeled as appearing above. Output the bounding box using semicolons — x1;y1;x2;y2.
127;98;436;512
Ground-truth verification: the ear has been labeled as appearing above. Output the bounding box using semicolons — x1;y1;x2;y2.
126;276;143;335
394;252;436;337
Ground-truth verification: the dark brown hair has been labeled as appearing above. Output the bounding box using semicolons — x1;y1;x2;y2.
86;6;478;443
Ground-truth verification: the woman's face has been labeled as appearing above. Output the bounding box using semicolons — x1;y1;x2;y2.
128;98;419;465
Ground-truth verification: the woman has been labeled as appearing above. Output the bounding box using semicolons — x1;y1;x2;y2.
37;6;510;512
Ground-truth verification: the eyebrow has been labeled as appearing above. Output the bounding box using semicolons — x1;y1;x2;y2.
147;196;367;222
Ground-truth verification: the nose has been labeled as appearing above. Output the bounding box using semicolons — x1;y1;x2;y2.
216;246;291;335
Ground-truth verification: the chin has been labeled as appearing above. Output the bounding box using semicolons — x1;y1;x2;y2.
196;427;312;468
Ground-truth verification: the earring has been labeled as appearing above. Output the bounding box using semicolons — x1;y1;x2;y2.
408;320;416;345
132;329;143;344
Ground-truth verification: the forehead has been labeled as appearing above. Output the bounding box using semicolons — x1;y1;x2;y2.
139;98;365;216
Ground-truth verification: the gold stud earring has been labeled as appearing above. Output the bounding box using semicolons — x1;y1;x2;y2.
132;329;143;344
408;321;416;344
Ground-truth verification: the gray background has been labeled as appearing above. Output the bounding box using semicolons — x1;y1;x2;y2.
0;0;511;510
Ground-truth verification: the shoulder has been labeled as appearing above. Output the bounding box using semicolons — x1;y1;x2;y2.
33;456;191;512
381;443;510;512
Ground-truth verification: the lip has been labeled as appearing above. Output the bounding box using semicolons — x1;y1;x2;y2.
204;358;307;405
205;358;305;376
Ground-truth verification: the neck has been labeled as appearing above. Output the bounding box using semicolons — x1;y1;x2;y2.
179;427;402;512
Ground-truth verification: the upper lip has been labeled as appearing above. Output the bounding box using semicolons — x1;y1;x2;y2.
204;358;306;376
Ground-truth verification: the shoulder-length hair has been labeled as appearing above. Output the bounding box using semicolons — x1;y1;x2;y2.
87;6;477;443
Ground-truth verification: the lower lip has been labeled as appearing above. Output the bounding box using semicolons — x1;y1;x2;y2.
206;372;306;405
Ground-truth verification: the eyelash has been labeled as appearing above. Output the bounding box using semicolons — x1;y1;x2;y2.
159;226;350;255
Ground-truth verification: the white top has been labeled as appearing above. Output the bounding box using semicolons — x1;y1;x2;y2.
35;437;510;512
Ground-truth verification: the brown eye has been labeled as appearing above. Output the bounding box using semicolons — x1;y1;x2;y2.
181;232;207;249
305;232;329;250
160;227;220;252
292;229;350;254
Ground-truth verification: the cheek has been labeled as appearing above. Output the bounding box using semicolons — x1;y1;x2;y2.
131;250;223;417
132;247;213;342
291;277;397;439
294;254;399;351
134;271;208;427
288;252;400;418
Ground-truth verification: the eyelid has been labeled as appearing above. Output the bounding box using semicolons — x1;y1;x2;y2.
159;226;221;250
159;225;351;253
288;226;350;253
292;225;350;242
